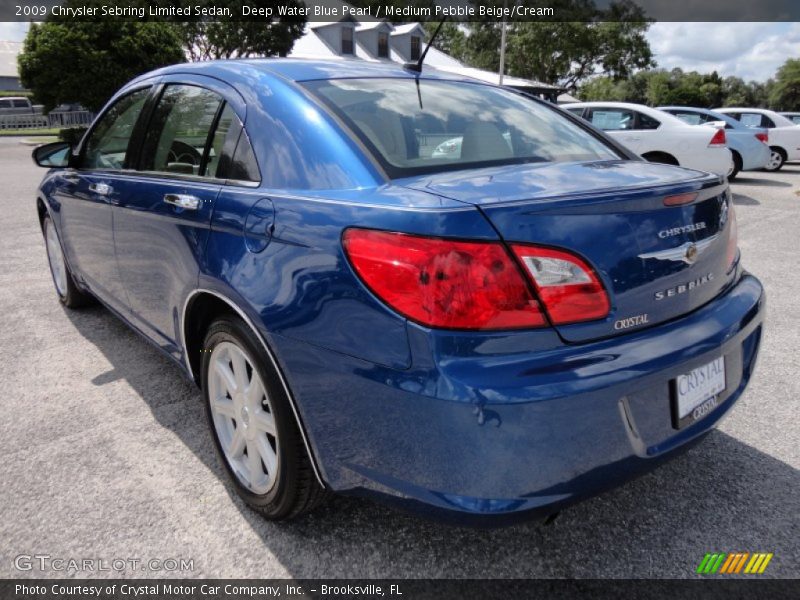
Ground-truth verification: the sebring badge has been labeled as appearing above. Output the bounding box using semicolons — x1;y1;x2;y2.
655;273;714;300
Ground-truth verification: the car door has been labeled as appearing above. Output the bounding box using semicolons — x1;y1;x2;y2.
584;107;644;153
52;85;152;312
111;79;245;356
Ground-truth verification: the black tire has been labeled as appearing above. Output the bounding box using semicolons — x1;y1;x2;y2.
41;214;94;308
642;152;679;166
729;151;742;180
201;316;326;520
764;147;786;172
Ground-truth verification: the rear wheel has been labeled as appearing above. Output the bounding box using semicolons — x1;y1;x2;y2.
728;151;742;180
201;316;326;520
42;214;93;308
765;147;786;171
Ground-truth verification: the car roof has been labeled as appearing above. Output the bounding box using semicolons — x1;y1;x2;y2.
561;101;688;127
137;58;474;84
715;107;772;114
657;106;744;126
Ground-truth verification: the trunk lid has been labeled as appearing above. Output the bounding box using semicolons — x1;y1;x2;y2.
401;160;736;343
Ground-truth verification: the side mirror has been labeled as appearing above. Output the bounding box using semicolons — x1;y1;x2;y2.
32;141;72;168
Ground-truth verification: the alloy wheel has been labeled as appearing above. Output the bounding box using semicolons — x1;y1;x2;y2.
45;219;67;297
766;150;783;171
207;341;279;495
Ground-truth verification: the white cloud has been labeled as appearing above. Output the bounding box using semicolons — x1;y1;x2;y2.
0;22;29;42
647;22;800;81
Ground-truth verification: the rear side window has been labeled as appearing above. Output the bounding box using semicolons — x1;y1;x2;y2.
83;87;150;170
140;84;224;176
305;79;619;178
636;112;660;130
739;113;763;128
228;130;260;182
0;99;11;109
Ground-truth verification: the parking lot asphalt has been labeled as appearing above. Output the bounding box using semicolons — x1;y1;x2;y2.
0;137;798;579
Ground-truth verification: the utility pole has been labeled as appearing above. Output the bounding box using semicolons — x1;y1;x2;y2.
498;0;508;86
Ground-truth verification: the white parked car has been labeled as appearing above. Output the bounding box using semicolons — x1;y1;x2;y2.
779;112;800;125
563;102;733;177
715;108;800;171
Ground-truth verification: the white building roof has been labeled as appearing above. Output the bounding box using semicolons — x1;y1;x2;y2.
288;18;559;92
0;41;22;78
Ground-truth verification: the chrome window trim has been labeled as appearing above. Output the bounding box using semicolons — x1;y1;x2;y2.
181;289;326;488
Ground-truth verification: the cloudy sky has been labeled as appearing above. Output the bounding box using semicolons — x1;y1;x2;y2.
1;21;797;82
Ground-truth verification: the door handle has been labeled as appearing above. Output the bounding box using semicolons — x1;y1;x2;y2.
163;194;201;210
88;182;112;196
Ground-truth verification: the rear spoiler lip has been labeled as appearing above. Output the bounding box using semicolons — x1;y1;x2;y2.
466;173;726;211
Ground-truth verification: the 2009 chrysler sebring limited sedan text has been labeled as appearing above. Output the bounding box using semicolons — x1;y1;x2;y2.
33;60;764;525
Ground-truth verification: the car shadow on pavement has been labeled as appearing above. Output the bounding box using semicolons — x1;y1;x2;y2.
65;305;799;578
731;193;761;206
732;177;791;187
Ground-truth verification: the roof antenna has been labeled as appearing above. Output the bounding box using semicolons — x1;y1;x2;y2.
404;18;447;73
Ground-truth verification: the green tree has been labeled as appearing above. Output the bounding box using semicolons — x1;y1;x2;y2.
176;0;306;61
769;59;800;110
456;0;654;88
578;77;628;101
455;22;504;73
430;23;466;58
18;17;184;112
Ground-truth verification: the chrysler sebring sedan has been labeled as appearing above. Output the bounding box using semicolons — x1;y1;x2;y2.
33;60;764;524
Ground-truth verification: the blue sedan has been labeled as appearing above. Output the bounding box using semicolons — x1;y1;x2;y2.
658;106;771;178
32;60;764;525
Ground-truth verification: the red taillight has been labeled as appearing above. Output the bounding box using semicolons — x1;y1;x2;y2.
755;132;768;144
342;229;547;330
726;199;739;271
709;128;727;146
510;245;610;325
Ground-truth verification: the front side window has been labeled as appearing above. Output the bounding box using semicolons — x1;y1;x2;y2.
378;32;389;58
12;99;29;108
588;108;635;131
140;85;224;176
341;27;354;55
83;87;150;170
305;78;619;178
410;36;421;61
790;115;800;125
671;111;703;125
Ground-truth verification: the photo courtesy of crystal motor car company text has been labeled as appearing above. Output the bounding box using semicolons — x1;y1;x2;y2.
30;41;765;526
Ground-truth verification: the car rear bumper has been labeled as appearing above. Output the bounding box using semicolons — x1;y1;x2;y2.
689;148;733;176
271;272;765;525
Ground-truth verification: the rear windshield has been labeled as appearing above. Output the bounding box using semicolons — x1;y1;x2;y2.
304;78;620;178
